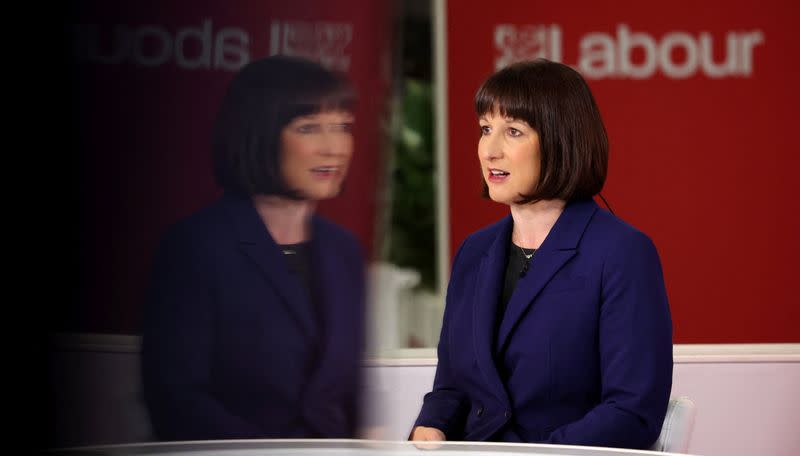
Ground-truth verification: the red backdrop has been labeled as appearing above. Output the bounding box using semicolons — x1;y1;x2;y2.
446;0;800;342
72;1;390;333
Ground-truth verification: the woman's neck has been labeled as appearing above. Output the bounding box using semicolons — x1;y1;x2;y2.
510;199;567;249
252;195;316;245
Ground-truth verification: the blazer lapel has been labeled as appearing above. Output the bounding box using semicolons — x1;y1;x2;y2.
495;199;599;354
225;194;316;338
473;216;513;407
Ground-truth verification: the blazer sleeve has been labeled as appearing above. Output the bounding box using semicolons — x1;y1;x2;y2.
141;228;263;440
412;240;471;439
544;230;673;449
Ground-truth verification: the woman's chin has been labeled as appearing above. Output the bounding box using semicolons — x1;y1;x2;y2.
488;191;514;206
306;186;344;202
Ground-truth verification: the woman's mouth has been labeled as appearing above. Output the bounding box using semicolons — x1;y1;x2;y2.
487;168;509;182
311;166;341;178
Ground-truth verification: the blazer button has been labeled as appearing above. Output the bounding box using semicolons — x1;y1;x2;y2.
504;410;511;418
476;406;484;417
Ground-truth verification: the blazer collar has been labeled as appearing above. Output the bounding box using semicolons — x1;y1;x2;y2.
533;198;599;252
223;193;317;338
478;197;598;259
472;199;599;398
495;198;598;351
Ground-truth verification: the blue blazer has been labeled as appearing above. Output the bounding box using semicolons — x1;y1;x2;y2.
142;194;365;440
415;199;672;449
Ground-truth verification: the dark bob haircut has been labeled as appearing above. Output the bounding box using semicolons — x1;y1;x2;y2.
212;55;356;197
475;59;608;203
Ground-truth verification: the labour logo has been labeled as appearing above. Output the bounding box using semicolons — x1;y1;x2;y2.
494;24;563;71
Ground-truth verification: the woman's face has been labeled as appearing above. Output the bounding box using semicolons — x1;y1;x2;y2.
478;110;541;205
280;110;354;201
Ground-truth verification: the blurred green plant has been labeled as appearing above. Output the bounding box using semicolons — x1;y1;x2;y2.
384;77;437;290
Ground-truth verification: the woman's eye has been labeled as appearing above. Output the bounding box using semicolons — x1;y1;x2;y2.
508;128;522;137
296;124;320;134
480;125;491;135
332;122;354;133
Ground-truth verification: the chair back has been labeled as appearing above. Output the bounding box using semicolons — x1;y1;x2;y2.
650;396;697;453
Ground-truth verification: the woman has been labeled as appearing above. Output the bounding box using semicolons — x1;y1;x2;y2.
142;56;365;440
411;59;672;449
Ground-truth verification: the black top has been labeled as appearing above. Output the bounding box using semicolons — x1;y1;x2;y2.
499;239;536;318
279;241;313;291
279;239;330;382
279;240;321;329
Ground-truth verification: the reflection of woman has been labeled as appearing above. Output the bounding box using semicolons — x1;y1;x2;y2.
411;59;672;449
142;56;365;440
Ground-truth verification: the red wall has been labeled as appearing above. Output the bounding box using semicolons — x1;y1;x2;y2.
446;0;800;342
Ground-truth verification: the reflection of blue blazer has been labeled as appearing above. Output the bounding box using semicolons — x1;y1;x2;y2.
415;199;672;449
142;194;365;440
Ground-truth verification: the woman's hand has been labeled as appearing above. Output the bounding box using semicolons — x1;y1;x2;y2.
410;425;446;441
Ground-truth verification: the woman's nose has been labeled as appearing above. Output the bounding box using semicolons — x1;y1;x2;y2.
480;134;503;160
319;132;352;157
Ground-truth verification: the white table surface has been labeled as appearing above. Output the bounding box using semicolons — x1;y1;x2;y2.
54;439;701;456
